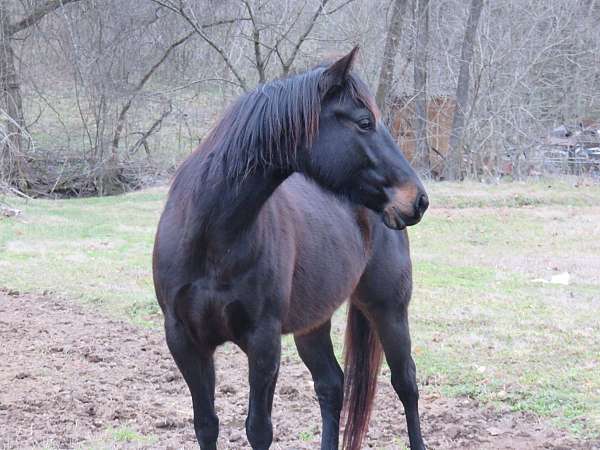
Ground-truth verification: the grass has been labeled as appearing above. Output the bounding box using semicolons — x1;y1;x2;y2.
298;429;316;441
73;425;157;449
0;188;165;326
1;178;599;439
107;426;156;444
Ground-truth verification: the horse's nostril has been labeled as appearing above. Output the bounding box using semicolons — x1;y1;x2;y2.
416;193;429;216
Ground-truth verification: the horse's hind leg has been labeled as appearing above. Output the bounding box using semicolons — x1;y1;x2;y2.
294;320;344;450
244;319;281;450
355;234;425;450
367;299;424;450
164;316;218;450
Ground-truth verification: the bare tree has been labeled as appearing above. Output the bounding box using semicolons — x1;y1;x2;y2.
413;0;430;173
445;0;484;180
375;0;408;121
104;30;194;194
151;0;355;90
3;0;600;195
276;0;331;76
150;1;251;90
0;0;82;188
24;1;205;195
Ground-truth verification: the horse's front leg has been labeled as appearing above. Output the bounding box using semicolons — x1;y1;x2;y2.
164;316;218;450
244;318;281;450
370;303;425;450
294;320;344;450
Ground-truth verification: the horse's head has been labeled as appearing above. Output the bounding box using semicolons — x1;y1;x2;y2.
304;47;428;230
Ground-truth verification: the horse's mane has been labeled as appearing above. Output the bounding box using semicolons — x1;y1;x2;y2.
170;65;378;202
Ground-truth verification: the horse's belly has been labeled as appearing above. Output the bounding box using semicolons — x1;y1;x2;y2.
283;271;362;335
281;218;370;334
268;175;373;334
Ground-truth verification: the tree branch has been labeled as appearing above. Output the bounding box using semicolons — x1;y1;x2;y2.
323;0;358;15
8;0;82;35
111;30;194;158
265;2;307;68
151;0;249;91
243;0;266;83
282;0;331;74
128;102;173;159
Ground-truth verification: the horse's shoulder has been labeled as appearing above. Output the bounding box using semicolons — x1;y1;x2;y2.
275;174;349;215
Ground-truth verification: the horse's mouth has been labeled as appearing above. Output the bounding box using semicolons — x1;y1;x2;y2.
381;208;407;230
381;203;426;230
380;183;428;230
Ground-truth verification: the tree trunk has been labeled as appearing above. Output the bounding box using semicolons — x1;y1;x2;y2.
1;0;83;188
413;0;430;174
446;0;484;180
0;6;29;188
243;0;266;84
375;0;408;122
252;27;266;84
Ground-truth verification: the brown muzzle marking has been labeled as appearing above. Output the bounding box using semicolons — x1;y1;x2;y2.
381;184;420;230
383;184;417;216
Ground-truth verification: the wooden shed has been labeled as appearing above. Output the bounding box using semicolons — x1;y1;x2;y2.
389;95;456;178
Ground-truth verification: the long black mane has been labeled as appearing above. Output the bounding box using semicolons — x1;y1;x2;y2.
170;66;377;202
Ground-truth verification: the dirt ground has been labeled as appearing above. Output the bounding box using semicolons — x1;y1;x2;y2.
1;291;597;450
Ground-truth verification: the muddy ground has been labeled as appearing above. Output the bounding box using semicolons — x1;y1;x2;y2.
0;291;597;450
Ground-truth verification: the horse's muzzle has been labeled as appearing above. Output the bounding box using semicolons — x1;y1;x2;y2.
381;186;429;230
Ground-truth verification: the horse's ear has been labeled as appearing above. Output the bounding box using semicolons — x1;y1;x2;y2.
320;46;359;96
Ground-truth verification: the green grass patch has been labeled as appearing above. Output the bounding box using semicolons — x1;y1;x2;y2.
108;425;156;443
0;188;166;325
428;178;600;209
74;425;157;449
298;429;316;442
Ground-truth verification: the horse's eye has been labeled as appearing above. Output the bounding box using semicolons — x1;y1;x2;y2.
358;118;373;130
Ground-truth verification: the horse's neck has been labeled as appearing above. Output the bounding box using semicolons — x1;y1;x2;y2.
191;165;289;253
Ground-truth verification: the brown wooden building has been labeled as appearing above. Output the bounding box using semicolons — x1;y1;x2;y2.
389;95;456;178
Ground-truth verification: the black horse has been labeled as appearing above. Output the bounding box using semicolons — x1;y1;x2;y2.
153;47;428;450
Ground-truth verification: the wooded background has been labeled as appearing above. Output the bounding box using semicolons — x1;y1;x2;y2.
1;0;599;196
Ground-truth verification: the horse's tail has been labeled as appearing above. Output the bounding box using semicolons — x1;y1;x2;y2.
342;303;383;450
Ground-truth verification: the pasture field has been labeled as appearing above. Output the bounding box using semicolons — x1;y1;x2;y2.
1;179;599;448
